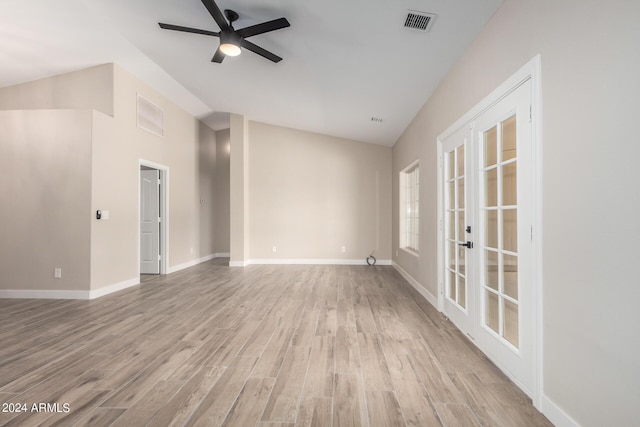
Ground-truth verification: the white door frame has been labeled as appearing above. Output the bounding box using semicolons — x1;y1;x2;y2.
140;168;160;274
138;159;169;275
436;54;542;408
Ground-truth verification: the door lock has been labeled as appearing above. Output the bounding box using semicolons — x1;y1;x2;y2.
458;241;474;249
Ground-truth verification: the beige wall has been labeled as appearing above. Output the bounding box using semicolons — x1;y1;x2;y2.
214;129;230;254
0;110;93;291
90;64;213;289
392;0;640;424
0;64;219;293
0;64;113;116
249;122;392;261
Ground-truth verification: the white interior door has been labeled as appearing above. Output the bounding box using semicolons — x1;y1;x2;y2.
140;169;160;274
442;125;475;334
440;79;534;395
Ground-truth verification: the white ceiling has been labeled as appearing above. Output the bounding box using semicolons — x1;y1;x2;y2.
0;0;502;146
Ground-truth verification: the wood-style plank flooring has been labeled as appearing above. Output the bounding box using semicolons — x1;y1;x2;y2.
0;260;552;426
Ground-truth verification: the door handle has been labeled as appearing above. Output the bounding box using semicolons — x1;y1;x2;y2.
458;241;474;249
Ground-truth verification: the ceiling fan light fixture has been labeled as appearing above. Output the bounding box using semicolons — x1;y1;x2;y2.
220;43;241;56
220;32;242;56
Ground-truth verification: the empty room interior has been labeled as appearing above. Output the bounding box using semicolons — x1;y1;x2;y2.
0;0;638;426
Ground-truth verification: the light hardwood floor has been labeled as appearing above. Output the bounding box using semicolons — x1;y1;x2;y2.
0;260;552;426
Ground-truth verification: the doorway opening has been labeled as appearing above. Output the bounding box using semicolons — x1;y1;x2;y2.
139;160;169;277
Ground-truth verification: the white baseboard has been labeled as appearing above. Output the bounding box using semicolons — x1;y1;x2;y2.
392;261;438;308
0;289;92;300
245;259;392;266
541;394;580;427
0;276;140;300
167;253;224;274
89;277;139;299
229;260;249;267
214;252;230;258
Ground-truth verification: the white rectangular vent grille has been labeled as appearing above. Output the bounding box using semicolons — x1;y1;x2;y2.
404;11;436;31
137;94;164;137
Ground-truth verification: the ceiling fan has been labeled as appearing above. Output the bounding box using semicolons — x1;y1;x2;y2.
158;0;290;63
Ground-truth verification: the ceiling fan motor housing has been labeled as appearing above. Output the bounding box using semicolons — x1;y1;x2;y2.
220;30;242;46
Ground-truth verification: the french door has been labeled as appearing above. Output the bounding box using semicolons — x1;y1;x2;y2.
442;125;474;334
442;79;534;394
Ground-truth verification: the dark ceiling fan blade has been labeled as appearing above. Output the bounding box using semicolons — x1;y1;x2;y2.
240;39;283;63
237;17;290;38
159;23;219;37
200;0;231;31
212;47;225;63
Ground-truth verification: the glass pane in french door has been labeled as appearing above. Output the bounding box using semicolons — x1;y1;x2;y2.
444;144;466;309
481;114;520;349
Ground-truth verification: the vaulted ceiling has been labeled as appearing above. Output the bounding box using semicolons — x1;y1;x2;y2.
0;0;502;145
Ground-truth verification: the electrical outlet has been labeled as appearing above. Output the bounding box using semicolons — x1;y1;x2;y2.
190;247;194;254
341;246;346;253
272;246;277;253
54;268;62;279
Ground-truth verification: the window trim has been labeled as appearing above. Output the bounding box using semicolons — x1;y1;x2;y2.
399;160;420;254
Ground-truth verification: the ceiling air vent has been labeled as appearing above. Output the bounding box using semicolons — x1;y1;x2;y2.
137;94;164;137
404;10;436;31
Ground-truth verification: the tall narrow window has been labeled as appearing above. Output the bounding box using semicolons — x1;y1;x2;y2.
400;161;419;253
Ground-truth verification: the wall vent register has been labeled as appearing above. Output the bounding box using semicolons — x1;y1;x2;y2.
137;94;164;137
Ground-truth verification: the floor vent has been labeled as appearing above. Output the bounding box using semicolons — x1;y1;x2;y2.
404;10;436;31
137;94;164;137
